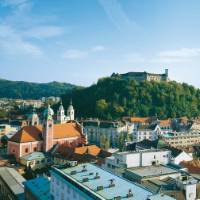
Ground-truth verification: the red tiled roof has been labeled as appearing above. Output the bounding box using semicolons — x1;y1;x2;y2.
9;122;82;143
130;117;150;123
159;119;171;126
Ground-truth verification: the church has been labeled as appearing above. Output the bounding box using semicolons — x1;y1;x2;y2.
7;101;86;160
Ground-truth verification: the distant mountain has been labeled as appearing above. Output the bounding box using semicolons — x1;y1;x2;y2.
0;79;77;99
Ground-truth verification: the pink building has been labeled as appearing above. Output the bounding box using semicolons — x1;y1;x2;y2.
8;105;86;160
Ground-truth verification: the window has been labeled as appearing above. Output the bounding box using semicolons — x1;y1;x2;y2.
34;147;37;151
25;148;28;153
67;186;71;194
61;192;64;200
73;190;77;198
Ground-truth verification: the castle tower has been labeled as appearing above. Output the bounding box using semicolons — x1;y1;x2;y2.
67;99;75;121
29;107;39;126
165;69;169;80
57;101;65;124
43;105;54;152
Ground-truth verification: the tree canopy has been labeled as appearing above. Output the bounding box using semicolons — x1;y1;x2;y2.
62;77;200;120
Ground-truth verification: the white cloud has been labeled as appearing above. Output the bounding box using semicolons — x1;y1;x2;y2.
63;45;106;59
0;24;43;56
91;45;106;52
152;48;200;63
0;38;43;56
98;0;137;32
0;0;28;7
24;25;64;39
62;49;88;59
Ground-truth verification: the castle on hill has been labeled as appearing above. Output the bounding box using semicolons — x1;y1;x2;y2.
7;101;86;160
112;69;169;82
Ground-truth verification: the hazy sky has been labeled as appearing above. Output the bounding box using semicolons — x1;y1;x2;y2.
0;0;200;87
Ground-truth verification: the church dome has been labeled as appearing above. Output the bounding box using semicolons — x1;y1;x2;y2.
58;101;64;111
43;105;54;118
67;99;74;112
67;104;74;111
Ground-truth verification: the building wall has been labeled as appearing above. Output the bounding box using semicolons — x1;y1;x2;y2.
85;124;131;148
8;141;43;160
51;171;92;200
133;130;158;142
103;150;171;175
173;151;193;165
53;136;82;146
7;141;20;159
0;177;17;200
141;151;171;166
163;132;200;148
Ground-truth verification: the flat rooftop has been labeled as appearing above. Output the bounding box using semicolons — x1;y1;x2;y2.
24;177;51;200
0;167;25;200
116;149;170;155
21;152;45;161
126;165;179;178
52;163;153;200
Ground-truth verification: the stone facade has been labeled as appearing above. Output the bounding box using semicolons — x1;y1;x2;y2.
112;69;169;82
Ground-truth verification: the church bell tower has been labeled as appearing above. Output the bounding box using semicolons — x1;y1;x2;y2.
43;105;54;152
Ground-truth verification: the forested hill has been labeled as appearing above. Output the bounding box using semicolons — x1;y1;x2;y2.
0;79;76;99
62;77;200;120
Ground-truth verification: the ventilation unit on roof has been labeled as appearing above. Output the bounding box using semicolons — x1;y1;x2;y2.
114;196;121;200
70;170;77;175
94;172;100;179
108;179;115;188
82;178;89;183
126;189;133;198
97;185;104;191
82;165;87;172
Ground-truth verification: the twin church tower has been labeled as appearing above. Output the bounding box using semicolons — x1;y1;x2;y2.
29;100;75;126
57;100;75;124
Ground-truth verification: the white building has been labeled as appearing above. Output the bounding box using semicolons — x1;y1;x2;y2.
133;124;161;142
102;149;171;175
176;175;197;200
57;100;75;124
171;151;193;165
0;124;18;140
50;163;174;200
82;119;134;148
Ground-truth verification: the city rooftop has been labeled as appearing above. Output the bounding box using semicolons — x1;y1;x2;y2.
52;163;154;200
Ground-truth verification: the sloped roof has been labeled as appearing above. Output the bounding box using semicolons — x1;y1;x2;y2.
10;125;43;143
159;119;171;127
138;124;158;131
74;145;101;156
9;122;82;143
54;144;111;161
130;117;150;123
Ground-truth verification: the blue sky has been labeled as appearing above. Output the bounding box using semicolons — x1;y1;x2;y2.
0;0;200;87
